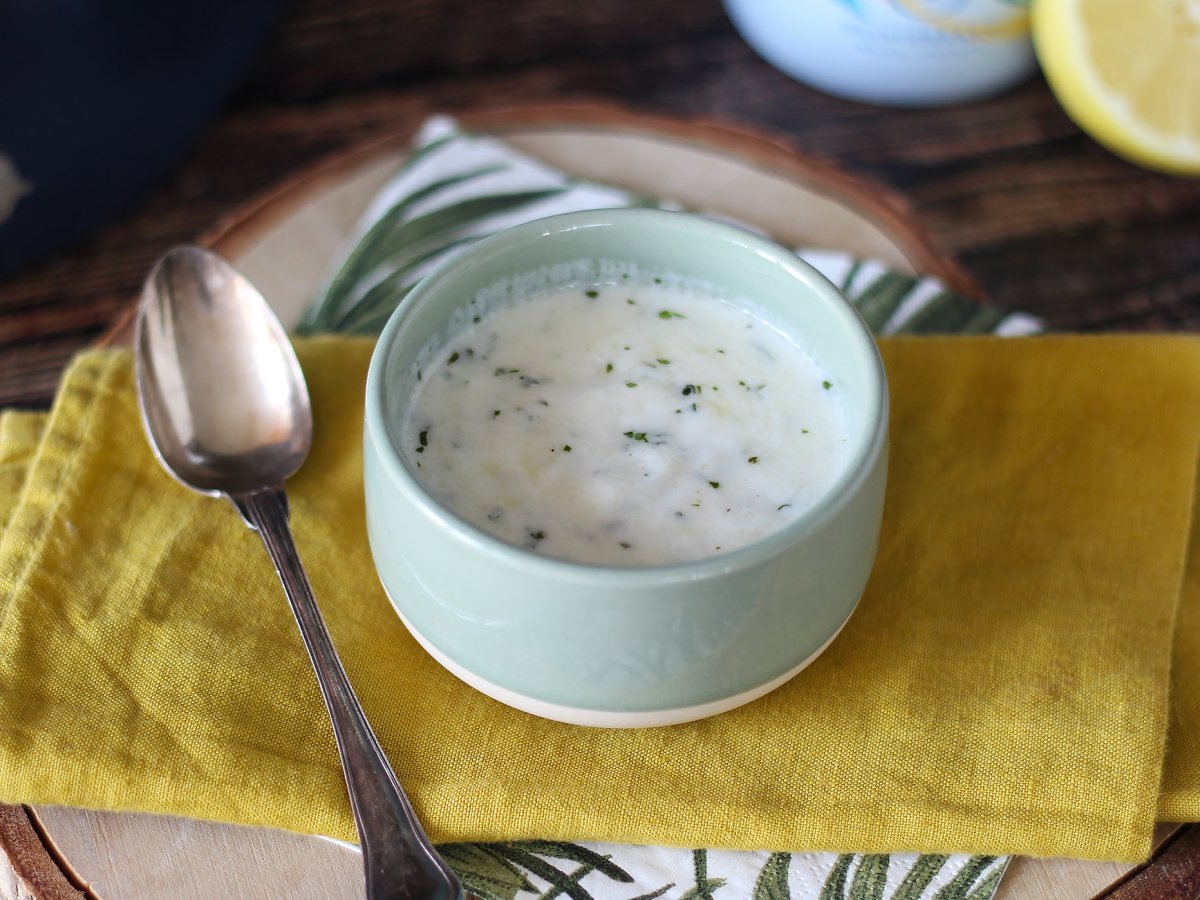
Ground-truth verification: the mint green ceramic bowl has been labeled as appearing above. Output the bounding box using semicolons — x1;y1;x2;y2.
364;209;888;727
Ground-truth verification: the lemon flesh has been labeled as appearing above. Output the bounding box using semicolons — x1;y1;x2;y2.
1033;0;1200;176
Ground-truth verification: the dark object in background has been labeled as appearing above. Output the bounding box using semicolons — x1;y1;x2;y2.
0;0;290;279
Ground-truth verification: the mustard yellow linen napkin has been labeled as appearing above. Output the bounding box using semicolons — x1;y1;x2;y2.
1;335;1199;862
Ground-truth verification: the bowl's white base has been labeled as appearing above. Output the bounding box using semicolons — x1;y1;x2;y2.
388;593;853;728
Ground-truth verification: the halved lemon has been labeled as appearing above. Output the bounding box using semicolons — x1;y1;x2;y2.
1032;0;1200;176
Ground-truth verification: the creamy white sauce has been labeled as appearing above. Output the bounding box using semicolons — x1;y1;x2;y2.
400;278;848;566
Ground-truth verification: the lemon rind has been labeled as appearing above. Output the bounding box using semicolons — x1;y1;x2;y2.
1032;0;1200;176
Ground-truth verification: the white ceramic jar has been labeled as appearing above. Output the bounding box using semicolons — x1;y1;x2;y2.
724;0;1037;107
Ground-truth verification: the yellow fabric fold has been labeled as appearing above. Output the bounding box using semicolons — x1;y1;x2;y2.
1160;467;1200;821
2;335;1199;862
0;411;45;531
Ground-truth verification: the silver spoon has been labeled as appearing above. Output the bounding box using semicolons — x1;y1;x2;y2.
134;244;463;900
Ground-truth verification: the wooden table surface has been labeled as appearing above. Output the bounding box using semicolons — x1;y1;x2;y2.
2;1;1199;898
3;0;1200;409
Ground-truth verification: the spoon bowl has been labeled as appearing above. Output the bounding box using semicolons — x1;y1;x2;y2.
136;245;462;900
137;246;311;495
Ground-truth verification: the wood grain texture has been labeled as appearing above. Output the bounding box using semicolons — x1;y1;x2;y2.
2;0;1198;407
1095;826;1200;899
0;808;85;900
25;808;362;900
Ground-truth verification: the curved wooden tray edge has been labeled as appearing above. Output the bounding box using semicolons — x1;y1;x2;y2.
456;102;984;300
95;98;983;350
0;806;88;900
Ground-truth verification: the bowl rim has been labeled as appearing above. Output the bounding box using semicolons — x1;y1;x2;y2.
364;207;888;586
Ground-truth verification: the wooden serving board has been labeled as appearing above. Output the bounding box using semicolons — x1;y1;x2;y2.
0;102;1189;899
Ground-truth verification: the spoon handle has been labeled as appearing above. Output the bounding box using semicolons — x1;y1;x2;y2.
234;487;463;900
